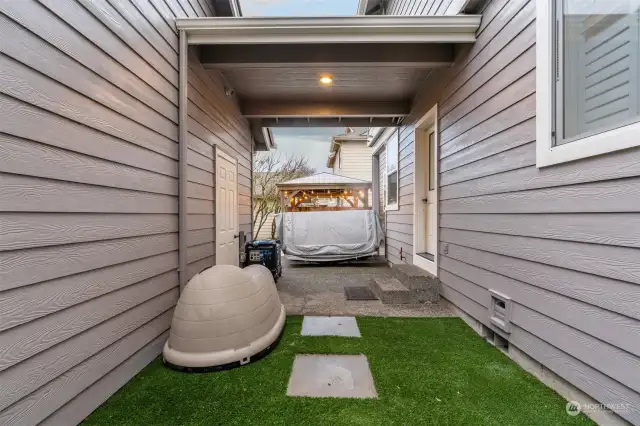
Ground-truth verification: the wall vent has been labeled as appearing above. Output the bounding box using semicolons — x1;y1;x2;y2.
489;289;512;333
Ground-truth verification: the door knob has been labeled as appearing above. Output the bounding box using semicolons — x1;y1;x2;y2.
233;234;239;239
421;198;428;203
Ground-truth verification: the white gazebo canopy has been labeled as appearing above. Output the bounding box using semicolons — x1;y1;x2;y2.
277;173;372;211
278;172;371;189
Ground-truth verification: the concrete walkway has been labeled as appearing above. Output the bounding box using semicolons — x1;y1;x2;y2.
277;256;455;317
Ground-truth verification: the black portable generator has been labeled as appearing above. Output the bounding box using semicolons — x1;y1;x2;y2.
244;240;282;281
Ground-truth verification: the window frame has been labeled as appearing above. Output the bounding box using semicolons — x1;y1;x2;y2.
385;129;399;211
536;0;640;168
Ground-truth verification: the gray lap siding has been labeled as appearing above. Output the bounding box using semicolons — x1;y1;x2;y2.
0;1;252;424
395;0;640;423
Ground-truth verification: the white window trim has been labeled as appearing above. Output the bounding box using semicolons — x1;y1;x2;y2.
536;0;640;168
385;129;399;212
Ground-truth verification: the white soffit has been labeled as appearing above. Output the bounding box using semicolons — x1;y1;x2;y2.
176;16;482;45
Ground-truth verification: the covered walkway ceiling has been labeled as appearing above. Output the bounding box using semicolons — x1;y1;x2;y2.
176;15;481;147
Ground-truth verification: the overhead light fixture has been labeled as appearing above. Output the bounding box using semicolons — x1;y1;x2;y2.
319;75;333;85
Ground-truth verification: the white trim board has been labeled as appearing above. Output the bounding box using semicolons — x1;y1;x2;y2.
412;104;439;277
176;16;482;45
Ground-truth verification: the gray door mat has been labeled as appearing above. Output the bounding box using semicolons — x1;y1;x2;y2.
344;286;378;301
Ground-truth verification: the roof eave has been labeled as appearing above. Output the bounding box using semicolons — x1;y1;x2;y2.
176;15;482;45
277;182;372;190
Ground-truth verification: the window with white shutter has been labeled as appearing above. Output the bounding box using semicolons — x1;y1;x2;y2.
537;0;640;166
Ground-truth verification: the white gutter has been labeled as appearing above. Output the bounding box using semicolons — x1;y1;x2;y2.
369;126;396;154
176;15;482;44
178;31;188;292
262;127;276;150
367;127;384;147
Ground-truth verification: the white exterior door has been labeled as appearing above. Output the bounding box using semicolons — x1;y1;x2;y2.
413;117;438;276
215;149;238;266
425;129;437;256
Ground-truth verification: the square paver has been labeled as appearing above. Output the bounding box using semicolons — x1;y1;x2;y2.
301;316;361;337
287;355;378;398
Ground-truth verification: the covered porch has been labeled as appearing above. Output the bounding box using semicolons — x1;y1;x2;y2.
175;13;482;149
173;9;482;331
174;12;483;286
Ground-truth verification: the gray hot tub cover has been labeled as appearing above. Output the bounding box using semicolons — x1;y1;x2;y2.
275;210;384;262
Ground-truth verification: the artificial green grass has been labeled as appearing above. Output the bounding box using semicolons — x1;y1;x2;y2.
84;317;594;425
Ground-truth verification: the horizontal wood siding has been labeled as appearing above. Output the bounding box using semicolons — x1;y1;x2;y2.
404;0;640;422
0;0;251;425
188;52;253;278
385;127;415;265
383;0;464;264
386;0;455;15
335;141;373;181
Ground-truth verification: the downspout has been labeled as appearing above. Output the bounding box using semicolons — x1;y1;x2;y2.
178;30;188;292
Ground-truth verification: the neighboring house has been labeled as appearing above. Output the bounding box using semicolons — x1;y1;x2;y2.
363;0;640;424
327;127;373;181
1;1;638;425
327;127;373;208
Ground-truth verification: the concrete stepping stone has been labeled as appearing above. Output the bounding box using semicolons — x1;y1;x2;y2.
287;355;377;398
301;316;360;337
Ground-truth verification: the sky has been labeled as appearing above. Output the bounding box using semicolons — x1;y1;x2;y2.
268;128;341;173
240;0;359;173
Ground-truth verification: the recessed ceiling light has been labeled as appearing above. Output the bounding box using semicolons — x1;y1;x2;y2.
319;76;333;85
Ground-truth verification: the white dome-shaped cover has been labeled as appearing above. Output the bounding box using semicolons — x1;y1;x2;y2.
163;264;285;370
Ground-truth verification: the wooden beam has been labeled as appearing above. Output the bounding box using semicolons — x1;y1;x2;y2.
242;100;410;118
259;117;402;128
200;43;454;68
